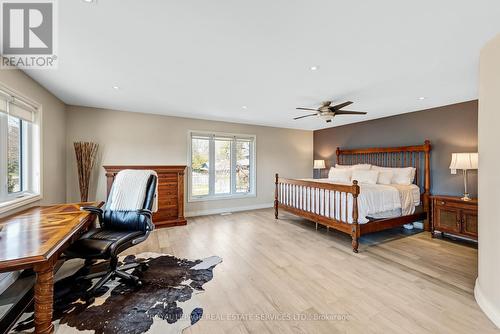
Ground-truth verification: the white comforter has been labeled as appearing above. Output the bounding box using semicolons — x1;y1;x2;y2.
286;179;420;224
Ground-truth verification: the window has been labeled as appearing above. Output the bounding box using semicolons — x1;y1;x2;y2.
8;116;22;193
189;132;256;201
0;87;40;211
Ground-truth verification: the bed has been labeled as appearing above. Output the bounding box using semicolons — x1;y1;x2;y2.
274;140;431;253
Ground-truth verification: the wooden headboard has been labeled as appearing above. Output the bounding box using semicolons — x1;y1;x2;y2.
335;140;431;211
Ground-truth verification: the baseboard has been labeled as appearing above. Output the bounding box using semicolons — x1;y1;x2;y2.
186;203;273;217
475;279;500;328
0;271;20;295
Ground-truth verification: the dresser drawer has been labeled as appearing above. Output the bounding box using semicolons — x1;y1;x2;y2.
434;199;476;211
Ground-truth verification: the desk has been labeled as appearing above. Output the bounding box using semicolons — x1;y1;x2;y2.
0;202;102;334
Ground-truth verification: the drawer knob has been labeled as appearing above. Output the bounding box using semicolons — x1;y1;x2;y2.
440;201;445;205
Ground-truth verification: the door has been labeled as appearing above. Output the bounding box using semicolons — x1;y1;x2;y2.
461;209;478;239
434;206;461;234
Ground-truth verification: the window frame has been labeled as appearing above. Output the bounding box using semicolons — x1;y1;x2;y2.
187;130;256;202
0;84;41;214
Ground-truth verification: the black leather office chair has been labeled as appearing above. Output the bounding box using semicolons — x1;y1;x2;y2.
65;173;157;297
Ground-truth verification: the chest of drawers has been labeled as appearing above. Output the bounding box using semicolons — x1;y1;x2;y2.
104;165;187;228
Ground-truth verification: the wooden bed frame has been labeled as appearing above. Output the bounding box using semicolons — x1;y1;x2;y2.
274;140;431;253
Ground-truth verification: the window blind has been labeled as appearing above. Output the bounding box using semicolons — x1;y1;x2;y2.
10;98;36;122
0;89;37;123
191;132;254;141
0;92;8;114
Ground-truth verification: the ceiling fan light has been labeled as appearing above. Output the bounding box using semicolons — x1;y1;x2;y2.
320;114;334;121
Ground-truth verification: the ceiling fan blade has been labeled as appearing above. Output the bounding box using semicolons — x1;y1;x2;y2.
293;113;317;120
335;110;367;115
331;101;353;110
296;107;319;111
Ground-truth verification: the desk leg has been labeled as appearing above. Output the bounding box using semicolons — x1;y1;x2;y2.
33;262;55;334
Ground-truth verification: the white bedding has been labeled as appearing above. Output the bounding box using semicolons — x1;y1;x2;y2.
283;179;420;224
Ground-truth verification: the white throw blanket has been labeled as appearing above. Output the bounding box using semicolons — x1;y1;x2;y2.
108;170;158;212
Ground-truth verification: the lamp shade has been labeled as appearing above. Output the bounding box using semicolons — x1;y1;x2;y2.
449;153;478;170
313;160;326;169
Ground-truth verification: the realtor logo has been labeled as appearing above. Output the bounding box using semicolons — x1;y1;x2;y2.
1;0;58;69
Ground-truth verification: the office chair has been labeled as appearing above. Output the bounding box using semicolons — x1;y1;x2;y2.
64;172;157;297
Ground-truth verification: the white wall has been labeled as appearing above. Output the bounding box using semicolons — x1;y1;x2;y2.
475;33;500;327
0;70;66;218
65;105;313;216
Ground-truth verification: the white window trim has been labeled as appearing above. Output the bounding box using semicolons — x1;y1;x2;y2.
187;130;257;202
0;194;41;214
0;83;42;215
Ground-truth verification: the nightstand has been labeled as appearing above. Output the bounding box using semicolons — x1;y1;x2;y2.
431;195;478;241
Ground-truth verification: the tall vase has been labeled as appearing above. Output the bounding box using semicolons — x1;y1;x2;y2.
74;141;99;202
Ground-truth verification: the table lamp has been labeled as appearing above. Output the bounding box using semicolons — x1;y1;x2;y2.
449;153;478;201
313;159;326;179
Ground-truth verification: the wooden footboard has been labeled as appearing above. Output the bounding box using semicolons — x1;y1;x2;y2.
274;174;361;252
274;140;431;253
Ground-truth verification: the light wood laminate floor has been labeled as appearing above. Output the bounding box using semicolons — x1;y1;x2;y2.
123;208;497;334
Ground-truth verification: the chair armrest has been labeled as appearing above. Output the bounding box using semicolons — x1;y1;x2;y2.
137;209;152;218
80;206;103;226
137;209;155;232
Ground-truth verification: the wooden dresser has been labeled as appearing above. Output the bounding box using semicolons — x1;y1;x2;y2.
431;195;477;241
104;165;187;228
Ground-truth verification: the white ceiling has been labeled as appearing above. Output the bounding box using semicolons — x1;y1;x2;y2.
25;0;500;130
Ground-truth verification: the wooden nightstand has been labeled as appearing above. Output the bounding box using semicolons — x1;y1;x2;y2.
431;195;478;241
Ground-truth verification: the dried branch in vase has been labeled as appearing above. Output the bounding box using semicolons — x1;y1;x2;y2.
74;142;99;202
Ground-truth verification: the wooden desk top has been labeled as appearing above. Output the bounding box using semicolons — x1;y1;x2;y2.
0;202;102;272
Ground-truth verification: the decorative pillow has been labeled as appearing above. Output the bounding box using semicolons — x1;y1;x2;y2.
351;170;379;185
328;168;352;183
377;170;393;185
335;163;372;170
372;166;415;185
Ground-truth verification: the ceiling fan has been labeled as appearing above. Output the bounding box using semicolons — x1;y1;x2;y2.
294;101;367;123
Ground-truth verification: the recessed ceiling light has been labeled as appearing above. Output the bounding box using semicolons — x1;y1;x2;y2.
418;96;426;100
112;86;120;90
242;106;248;109
310;65;319;71
82;0;94;3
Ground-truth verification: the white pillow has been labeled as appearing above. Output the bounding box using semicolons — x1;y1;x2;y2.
353;164;372;170
335;163;372;170
372;166;415;185
335;164;351;169
351;170;379;185
394;168;414;185
377;170;393;185
328;168;352;183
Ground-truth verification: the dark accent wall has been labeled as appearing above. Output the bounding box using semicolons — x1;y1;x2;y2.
314;100;478;197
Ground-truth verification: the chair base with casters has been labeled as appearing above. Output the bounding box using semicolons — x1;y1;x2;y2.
64;212;154;298
64;173;157;299
75;257;148;299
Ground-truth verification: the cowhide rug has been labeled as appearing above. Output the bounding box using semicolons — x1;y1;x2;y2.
12;252;222;334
